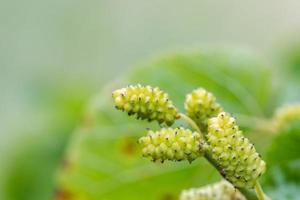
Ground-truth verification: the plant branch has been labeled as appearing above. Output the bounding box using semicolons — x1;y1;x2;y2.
255;181;266;200
179;113;202;135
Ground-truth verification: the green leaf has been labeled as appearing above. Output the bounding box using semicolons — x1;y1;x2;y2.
266;168;300;200
2;82;89;200
263;123;300;186
277;38;300;103
130;50;277;116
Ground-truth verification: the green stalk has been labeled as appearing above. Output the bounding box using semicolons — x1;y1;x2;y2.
255;181;265;200
179;113;202;135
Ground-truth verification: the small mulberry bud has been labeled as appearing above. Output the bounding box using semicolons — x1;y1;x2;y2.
112;84;180;126
180;180;246;200
184;88;223;130
273;104;300;130
207;112;266;189
139;127;205;163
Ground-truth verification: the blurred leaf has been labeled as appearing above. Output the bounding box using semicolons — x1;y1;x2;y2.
266;168;300;200
55;49;279;200
277;38;300;103
2;82;89;200
4;132;69;200
281;39;300;76
131;50;277;116
263;123;300;187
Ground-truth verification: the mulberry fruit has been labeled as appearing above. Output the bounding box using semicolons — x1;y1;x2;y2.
184;88;223;130
139;127;205;163
207;112;266;188
180;180;246;200
112;84;180;126
273;104;300;130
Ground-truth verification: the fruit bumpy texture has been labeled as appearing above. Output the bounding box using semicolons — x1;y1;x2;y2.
112;85;179;126
139;127;205;163
273;104;300;130
180;180;246;200
207;112;266;189
184;88;223;130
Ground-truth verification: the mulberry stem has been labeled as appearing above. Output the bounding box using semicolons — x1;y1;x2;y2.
255;181;265;200
179;113;202;136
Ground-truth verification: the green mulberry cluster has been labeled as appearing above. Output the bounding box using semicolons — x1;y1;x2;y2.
112;84;179;126
180;180;246;200
138;127;205;163
113;84;267;197
207;112;266;188
184;88;223;130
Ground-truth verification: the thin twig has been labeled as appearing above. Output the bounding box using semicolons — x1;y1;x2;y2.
179;113;202;134
255;181;265;200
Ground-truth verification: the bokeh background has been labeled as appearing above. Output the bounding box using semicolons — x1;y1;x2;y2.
1;1;300;200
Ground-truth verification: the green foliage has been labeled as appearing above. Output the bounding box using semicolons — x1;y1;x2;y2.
277;39;300;104
55;50;279;200
264;123;300;186
130;50;277;116
266;170;300;200
281;40;300;76
4;132;68;200
2;83;89;200
260;119;300;200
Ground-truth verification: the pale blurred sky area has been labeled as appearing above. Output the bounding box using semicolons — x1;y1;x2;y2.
1;0;300;167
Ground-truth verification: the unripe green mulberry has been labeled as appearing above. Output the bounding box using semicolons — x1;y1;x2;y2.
112;84;180;126
273;104;300;130
207;112;266;189
180;180;246;200
184;88;223;130
138;127;205;163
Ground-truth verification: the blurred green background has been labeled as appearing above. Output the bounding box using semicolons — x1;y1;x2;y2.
1;1;300;200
